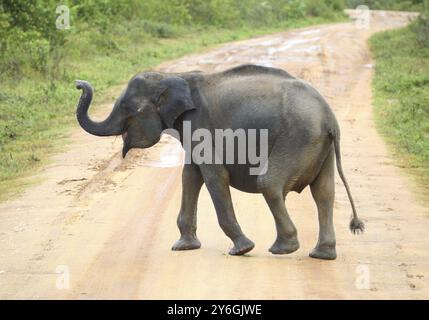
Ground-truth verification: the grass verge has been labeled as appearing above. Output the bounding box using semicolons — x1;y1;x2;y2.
369;23;429;194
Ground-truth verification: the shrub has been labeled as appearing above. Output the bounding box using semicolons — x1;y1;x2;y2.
143;20;179;38
411;4;429;47
0;29;50;78
346;0;426;11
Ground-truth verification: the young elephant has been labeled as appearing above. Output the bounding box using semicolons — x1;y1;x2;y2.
75;64;364;260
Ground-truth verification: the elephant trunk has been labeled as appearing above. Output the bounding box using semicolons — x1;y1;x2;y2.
75;80;126;136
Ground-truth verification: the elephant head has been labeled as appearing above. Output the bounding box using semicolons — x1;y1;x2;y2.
75;73;196;157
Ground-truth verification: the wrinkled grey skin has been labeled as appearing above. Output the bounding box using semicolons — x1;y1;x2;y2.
75;64;364;260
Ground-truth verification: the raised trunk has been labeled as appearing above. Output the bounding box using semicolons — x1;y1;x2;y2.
75;80;126;136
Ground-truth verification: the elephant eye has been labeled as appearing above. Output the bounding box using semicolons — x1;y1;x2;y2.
134;99;151;114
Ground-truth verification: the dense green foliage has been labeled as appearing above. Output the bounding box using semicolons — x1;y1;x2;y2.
346;0;426;10
369;5;429;184
0;0;347;194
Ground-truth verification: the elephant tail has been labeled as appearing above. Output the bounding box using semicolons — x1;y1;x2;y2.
331;128;365;235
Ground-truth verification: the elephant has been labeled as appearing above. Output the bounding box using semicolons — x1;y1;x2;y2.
75;64;364;260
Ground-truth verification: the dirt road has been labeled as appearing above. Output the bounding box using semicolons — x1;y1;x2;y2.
0;10;427;299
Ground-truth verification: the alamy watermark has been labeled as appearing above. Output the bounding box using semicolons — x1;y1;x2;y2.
355;264;370;290
164;121;269;175
56;5;71;30
355;5;370;30
56;265;70;290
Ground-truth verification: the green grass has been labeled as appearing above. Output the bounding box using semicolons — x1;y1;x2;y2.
369;23;429;189
0;15;346;200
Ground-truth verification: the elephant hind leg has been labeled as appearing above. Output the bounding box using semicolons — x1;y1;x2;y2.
263;190;299;255
309;147;337;260
259;144;306;255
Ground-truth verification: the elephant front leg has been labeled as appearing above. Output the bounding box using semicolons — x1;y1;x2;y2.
200;164;255;256
172;164;203;251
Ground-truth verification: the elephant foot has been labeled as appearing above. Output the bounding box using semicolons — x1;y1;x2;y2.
269;236;300;255
229;236;255;256
309;244;337;260
172;236;201;251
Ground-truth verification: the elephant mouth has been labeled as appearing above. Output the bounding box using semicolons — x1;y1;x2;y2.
121;131;160;158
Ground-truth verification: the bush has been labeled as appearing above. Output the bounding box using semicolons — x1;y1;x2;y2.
273;0;308;20
139;0;191;25
0;29;50;78
411;4;429;47
143;20;179;38
0;1;66;79
346;0;426;11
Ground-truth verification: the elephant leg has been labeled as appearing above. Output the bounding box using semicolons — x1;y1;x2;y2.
200;164;254;256
172;164;203;251
263;191;299;254
309;147;337;260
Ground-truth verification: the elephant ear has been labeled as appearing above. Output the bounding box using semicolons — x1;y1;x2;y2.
158;76;196;127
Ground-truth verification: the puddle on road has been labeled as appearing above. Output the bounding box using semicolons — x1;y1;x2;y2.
266;43;321;55
258;37;284;47
293;45;321;53
297;28;322;36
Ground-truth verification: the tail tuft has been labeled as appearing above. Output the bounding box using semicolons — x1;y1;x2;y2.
332;125;365;236
349;217;365;235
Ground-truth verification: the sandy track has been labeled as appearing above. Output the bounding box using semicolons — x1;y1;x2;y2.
0;10;428;299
